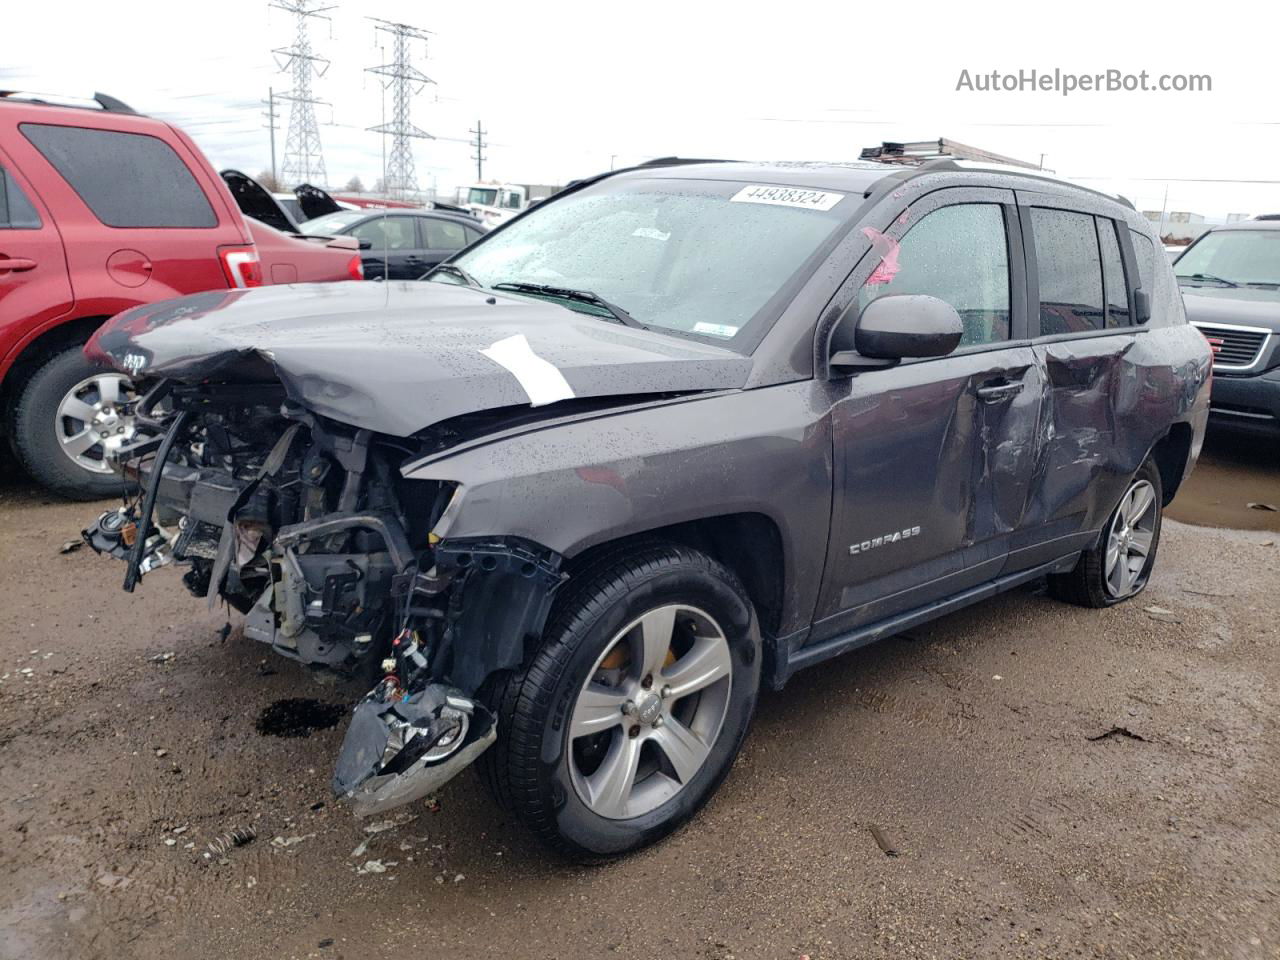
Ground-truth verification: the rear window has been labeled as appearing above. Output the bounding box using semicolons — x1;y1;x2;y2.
298;210;368;235
1097;219;1130;326
1032;207;1105;335
21;123;216;228
424;218;469;250
0;166;41;228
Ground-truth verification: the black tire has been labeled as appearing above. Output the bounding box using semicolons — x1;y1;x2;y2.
1048;458;1164;608
478;541;761;861
10;345;131;501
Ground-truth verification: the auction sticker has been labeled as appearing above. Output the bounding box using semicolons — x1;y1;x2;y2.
730;184;845;211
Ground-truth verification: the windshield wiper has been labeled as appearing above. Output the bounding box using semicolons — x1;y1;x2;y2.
492;282;644;328
424;262;481;287
1178;272;1238;287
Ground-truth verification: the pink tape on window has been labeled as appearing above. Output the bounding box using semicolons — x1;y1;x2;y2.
860;226;901;285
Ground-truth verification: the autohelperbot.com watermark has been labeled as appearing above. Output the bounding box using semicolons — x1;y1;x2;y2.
955;68;1212;96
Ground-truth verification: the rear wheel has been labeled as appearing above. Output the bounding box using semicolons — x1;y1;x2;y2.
479;542;761;861
1048;459;1163;608
10;345;138;500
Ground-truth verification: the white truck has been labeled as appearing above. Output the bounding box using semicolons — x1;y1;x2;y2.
463;181;559;226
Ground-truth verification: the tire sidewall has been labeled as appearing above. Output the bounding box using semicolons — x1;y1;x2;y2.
535;561;761;858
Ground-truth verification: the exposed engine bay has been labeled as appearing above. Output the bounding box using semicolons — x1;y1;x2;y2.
84;378;563;816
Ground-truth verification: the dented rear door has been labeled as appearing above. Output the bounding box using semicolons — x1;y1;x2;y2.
1006;191;1146;572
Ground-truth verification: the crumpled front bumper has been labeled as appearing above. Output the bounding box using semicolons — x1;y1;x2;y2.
331;680;497;818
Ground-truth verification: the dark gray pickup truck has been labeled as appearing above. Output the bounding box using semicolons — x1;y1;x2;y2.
84;158;1211;860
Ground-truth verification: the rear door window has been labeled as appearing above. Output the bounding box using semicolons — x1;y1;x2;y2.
857;202;1011;348
351;216;417;250
1031;207;1105;334
422;217;469;250
1097;218;1130;326
0;165;42;228
21;123;216;228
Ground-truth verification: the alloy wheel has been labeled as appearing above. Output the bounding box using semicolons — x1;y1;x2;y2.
54;373;138;474
568;604;733;820
1104;479;1157;599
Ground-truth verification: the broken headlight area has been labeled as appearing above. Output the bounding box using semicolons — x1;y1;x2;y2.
81;379;564;816
332;670;496;818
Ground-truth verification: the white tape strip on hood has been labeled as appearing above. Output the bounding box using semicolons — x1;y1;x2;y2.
479;333;576;407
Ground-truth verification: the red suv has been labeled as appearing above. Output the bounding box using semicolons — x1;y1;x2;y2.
0;91;358;498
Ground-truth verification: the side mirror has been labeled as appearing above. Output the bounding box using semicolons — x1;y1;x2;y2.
358;238;373;250
1134;288;1151;324
830;294;964;372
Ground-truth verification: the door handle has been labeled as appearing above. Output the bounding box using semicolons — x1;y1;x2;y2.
976;380;1024;403
0;257;37;272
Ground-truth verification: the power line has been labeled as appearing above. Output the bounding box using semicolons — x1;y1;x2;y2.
469;120;487;181
271;0;333;188
365;17;433;200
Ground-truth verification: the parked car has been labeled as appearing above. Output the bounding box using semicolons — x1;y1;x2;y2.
1172;219;1280;432
298;208;486;279
219;170;364;283
0;92;356;499
83;158;1210;861
246;219;364;284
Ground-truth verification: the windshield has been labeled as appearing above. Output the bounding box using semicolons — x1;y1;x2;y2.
298;210;368;235
443;178;852;342
1174;229;1280;286
468;187;499;206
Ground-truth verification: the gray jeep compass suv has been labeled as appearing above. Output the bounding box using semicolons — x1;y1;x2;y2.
84;158;1211;860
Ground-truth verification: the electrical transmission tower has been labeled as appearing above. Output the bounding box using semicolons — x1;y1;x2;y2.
469;120;487;181
366;18;434;200
271;0;333;188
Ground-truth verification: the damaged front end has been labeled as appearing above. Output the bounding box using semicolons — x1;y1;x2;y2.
83;378;562;816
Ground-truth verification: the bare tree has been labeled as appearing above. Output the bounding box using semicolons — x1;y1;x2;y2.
257;170;284;192
343;175;366;193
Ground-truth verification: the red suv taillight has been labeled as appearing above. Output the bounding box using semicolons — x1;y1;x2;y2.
347;254;364;281
218;245;263;288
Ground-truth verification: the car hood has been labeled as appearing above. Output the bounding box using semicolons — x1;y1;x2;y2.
294;182;343;220
220;168;299;234
1180;284;1280;333
85;281;753;437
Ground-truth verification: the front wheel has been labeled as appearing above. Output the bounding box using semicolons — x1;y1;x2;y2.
479;542;761;861
1049;459;1163;608
10;345;140;500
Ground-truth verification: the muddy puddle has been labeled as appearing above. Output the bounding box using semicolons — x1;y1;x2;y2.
1165;422;1280;533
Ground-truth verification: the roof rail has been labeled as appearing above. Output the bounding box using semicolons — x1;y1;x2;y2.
0;90;138;115
637;156;734;168
867;158;1135;210
1253;213;1280;221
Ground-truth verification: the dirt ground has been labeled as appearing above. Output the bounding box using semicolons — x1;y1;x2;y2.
2;424;1278;960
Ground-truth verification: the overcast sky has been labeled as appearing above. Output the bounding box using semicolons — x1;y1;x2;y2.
5;0;1278;218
